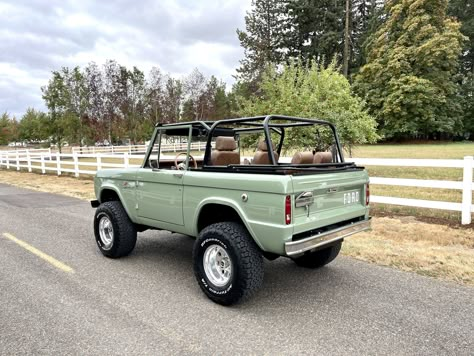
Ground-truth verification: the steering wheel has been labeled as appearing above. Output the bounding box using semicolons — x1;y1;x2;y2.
174;152;197;170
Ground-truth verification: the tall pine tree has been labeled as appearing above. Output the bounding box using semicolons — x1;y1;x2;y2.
287;0;345;65
286;0;383;76
235;0;289;88
351;0;385;73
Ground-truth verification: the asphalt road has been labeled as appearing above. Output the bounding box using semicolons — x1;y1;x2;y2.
0;183;473;355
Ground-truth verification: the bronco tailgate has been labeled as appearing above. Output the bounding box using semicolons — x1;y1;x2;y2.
290;170;369;236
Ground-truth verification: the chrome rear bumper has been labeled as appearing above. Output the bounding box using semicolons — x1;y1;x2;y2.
285;218;371;256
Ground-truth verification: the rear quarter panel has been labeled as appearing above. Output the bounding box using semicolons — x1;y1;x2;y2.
183;171;294;253
184;169;369;255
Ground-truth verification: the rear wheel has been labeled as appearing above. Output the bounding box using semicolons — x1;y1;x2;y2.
193;222;264;305
94;201;137;258
292;241;342;268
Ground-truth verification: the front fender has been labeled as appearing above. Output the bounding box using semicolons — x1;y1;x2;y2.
97;182;137;223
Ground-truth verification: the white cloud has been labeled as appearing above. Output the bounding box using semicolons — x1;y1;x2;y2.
0;0;252;117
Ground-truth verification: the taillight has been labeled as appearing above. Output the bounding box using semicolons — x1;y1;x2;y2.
366;183;370;206
285;195;292;225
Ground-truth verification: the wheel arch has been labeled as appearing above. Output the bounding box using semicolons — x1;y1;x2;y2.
98;186;135;222
194;199;264;251
100;188;121;203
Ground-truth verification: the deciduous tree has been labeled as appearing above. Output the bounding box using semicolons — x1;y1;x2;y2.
0;112;18;145
41;70;69;152
18;108;49;142
354;0;466;138
238;59;378;150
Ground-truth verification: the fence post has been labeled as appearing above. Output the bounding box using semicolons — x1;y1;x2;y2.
111;145;115;154
48;147;52;160
73;152;79;178
6;152;10;169
56;152;61;176
461;156;473;225
123;152;129;168
40;153;46;174
16;151;20;171
27;150;32;172
97;154;102;171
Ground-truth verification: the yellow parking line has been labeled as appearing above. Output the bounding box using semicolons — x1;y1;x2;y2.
2;233;74;273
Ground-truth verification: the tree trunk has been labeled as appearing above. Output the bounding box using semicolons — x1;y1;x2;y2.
343;0;351;78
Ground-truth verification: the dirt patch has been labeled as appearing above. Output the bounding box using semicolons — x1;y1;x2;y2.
343;217;474;285
0;170;95;200
1;169;473;286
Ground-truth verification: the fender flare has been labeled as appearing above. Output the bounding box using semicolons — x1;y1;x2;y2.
193;197;264;251
98;185;135;221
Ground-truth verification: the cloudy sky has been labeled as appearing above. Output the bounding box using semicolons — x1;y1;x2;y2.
0;0;252;118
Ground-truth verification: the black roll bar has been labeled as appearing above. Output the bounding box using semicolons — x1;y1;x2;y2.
203;115;344;166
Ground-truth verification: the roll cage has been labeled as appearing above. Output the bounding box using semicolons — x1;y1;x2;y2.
149;115;358;174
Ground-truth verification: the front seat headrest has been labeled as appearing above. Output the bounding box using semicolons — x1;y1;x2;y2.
215;136;237;151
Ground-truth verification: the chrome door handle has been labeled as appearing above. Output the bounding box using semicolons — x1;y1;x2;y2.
173;173;183;178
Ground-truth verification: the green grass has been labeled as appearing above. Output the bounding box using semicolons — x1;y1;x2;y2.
366;166;463;180
350;142;474;159
365;166;468;205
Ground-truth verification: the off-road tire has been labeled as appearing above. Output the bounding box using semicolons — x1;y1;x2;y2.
292;241;342;269
94;201;137;258
193;222;264;305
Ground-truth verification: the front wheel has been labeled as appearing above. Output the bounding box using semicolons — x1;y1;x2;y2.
94;201;137;258
292;241;342;268
193;222;264;305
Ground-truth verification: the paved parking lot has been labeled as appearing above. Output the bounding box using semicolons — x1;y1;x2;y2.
0;183;473;355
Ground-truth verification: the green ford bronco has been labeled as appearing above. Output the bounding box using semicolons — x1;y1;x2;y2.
91;115;371;305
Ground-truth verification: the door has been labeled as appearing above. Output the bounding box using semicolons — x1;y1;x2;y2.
136;168;184;225
135;126;192;226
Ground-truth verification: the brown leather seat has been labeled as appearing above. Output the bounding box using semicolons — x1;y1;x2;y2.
210;137;240;165
291;151;314;165
313;152;333;164
253;139;279;165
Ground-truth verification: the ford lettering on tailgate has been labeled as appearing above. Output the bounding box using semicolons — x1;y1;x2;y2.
343;191;360;205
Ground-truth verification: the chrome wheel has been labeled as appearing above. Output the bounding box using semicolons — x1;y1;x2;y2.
98;215;114;250
203;244;232;287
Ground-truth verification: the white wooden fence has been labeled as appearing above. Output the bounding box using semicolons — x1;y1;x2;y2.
71;142;207;154
347;157;474;225
0;148;472;225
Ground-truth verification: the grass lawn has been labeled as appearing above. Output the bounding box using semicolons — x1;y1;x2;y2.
350;142;474;159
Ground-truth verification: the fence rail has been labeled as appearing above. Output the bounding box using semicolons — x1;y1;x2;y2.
71;142;207;154
0;148;472;224
347;157;474;225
